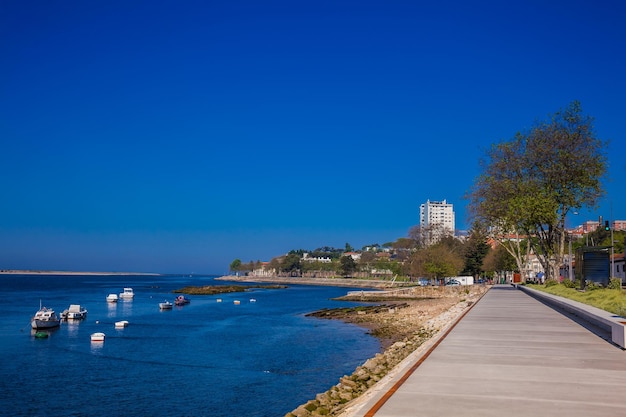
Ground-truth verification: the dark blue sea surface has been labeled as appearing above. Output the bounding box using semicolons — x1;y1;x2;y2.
0;274;380;416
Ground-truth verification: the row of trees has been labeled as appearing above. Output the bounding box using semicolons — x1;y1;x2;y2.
231;102;613;282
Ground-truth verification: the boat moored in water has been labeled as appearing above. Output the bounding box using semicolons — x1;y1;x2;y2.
31;304;61;330
119;288;135;300
61;304;88;320
174;295;190;306
91;332;105;342
114;320;129;328
106;293;118;303
159;301;173;310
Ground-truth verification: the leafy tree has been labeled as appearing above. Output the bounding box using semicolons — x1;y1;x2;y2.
339;255;357;277
408;243;463;281
358;251;377;268
345;242;354;253
462;223;491;278
267;257;282;273
229;259;242;274
482;244;517;278
469;101;607;280
392;237;416;251
280;253;301;275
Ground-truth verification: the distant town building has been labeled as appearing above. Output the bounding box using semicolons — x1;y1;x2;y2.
580;220;600;233
302;253;332;263
420;199;455;244
343;252;361;261
612;220;626;231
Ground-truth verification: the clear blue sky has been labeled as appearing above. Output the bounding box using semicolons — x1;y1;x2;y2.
1;1;624;274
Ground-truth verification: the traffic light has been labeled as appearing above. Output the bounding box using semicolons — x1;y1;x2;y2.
604;220;610;231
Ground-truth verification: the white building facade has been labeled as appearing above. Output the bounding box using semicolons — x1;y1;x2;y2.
420;199;455;243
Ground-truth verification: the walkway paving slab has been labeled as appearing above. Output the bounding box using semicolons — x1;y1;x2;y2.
355;285;626;417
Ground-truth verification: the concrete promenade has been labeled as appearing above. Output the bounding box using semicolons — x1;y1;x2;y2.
351;285;626;417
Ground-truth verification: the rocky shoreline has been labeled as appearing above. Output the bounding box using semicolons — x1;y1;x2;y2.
285;285;488;417
218;275;489;417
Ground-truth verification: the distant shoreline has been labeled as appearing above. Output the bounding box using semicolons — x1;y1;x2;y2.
216;275;397;289
0;270;160;276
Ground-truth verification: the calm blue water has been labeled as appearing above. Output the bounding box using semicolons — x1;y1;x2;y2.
0;274;380;416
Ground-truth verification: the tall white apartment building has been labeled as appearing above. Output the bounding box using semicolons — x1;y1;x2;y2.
420;199;455;242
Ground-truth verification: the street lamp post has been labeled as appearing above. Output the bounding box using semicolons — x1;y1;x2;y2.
568;233;573;282
611;225;615;280
610;203;615;281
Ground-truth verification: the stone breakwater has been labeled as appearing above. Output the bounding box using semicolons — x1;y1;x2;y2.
284;285;489;417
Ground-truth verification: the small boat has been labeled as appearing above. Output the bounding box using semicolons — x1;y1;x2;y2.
31;303;61;330
61;304;88;320
174;295;190;306
159;301;173;310
216;298;222;303
119;288;135;300
114;320;129;328
106;294;118;303
34;331;49;339
249;298;257;303
91;332;105;342
233;300;241;305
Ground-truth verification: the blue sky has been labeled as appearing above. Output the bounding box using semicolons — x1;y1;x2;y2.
1;0;625;274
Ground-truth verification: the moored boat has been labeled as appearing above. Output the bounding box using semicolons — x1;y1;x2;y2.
61;304;88;320
159;300;173;310
174;295;190;306
106;293;118;303
114;320;129;328
90;332;105;342
31;304;61;330
119;287;135;300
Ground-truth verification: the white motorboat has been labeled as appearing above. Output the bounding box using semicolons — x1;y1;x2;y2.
114;320;129;328
119;288;135;300
31;303;61;330
90;332;105;342
159;301;173;310
106;294;118;303
61;304;88;320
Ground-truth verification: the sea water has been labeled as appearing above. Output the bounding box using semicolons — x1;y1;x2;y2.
0;274;380;416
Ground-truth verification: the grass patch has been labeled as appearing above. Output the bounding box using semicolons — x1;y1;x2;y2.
527;284;626;316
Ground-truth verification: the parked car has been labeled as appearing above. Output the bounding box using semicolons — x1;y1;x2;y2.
417;278;430;287
445;279;461;286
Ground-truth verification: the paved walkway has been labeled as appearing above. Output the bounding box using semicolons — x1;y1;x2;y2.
353;285;626;417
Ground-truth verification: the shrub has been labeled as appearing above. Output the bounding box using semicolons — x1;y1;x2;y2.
608;277;622;290
562;279;577;288
545;279;559;288
584;281;601;291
